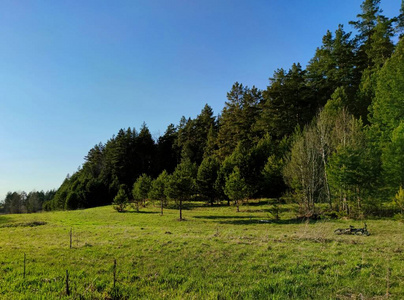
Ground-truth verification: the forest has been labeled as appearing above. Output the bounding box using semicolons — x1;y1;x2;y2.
2;0;404;219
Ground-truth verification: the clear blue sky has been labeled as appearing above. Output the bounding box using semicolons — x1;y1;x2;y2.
0;0;401;201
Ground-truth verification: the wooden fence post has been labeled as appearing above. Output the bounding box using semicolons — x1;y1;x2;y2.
113;259;117;288
70;228;72;249
23;253;26;279
66;270;70;296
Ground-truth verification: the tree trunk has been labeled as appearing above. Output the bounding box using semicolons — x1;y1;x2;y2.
179;199;183;220
321;150;332;209
236;200;240;212
161;199;163;216
357;186;362;218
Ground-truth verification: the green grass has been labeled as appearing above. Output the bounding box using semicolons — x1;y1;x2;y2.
0;200;403;299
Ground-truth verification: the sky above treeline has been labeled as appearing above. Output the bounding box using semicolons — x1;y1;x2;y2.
0;0;401;201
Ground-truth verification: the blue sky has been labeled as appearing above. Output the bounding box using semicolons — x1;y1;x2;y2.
0;0;401;200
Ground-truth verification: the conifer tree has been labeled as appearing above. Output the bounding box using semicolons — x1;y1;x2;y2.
197;156;220;206
165;158;197;220
224;167;249;212
113;185;129;212
149;170;169;215
132;174;152;212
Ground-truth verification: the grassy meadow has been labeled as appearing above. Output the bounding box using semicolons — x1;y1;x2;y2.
0;200;403;299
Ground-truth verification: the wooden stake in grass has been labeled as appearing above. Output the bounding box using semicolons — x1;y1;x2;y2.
23;253;26;279
113;259;117;288
66;270;70;296
69;228;72;249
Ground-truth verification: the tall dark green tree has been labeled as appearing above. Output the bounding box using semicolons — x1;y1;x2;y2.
156;124;180;174
370;38;404;138
306;25;358;114
350;0;395;121
382;122;404;194
216;83;261;159
175;104;217;165
397;1;404;38
257;64;313;140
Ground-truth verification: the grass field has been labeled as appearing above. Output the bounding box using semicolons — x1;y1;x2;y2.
0;200;403;299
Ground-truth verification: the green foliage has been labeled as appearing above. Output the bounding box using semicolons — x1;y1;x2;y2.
149;170;169;215
283;124;325;215
132;174;152;212
216;83;261;159
394;186;404;214
382;122;404;193
3;190;54;214
397;1;404;38
165;159;197;220
258;64;314;139
224;167;249;212
156;124;180;174
306;26;358;114
176;104;216;165
65;192;80;210
148;170;169;201
113;185;128;212
370;38;404;136
262;155;285;198
197;156;220;205
165;159;197;202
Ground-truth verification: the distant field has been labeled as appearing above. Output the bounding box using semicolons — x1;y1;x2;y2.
0;200;403;299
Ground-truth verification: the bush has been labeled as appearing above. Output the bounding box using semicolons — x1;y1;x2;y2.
394;186;404;215
113;186;128;212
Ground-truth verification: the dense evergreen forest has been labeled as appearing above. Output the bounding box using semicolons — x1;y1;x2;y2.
3;0;404;218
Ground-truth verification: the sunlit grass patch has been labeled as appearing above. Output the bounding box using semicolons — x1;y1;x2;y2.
0;201;403;299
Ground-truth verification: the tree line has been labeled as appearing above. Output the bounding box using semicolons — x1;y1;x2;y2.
1;190;56;214
2;0;404;219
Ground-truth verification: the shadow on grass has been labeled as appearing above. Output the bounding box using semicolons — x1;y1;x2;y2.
0;214;11;225
193;215;255;220
241;207;292;214
218;218;308;225
194;215;313;225
122;210;161;214
241;199;281;207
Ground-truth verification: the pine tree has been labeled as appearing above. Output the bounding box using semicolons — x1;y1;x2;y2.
216;83;261;159
165;158;197;220
156;124;180;174
148;170;169;215
382;122;404;194
113;185;129;212
224;167;249;212
132;174;152;212
258;63;313;140
370;38;404;137
197;156;220;205
306;25;358;114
